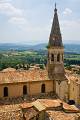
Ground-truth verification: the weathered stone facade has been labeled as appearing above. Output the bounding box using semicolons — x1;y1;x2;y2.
67;74;80;105
47;4;68;101
0;70;54;98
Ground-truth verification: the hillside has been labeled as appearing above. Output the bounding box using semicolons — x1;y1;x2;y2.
0;43;80;53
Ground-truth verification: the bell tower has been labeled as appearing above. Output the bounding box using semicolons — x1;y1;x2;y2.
47;4;68;100
47;3;64;79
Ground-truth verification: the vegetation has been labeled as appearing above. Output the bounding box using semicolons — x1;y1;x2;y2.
0;50;47;70
0;49;80;71
64;53;80;66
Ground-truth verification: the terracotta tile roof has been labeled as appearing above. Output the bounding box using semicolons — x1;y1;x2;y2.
65;69;72;74
0;99;80;120
20;102;33;109
47;110;80;120
0;110;23;120
66;74;80;84
0;104;23;120
20;100;46;112
32;100;46;111
20;102;39;120
63;102;80;113
0;103;39;120
38;99;80;113
2;67;16;72
0;69;50;84
38;99;62;108
23;107;38;120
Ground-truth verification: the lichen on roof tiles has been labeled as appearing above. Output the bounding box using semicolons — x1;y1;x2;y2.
0;69;50;84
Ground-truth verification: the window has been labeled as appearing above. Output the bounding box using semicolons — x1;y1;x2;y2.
57;54;60;62
23;85;27;95
51;54;54;61
4;87;8;97
41;84;45;93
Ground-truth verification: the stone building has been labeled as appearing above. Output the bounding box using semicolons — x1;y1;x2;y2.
67;74;80;105
47;4;68;100
0;69;53;98
0;4;68;102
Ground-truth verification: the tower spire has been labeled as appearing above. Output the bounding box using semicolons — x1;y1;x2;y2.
49;3;63;47
47;4;68;101
55;3;56;8
55;3;56;9
54;2;57;12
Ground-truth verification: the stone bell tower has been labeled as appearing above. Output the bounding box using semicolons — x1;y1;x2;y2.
47;4;68;101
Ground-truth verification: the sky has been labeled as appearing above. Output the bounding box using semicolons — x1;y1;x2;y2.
0;0;80;44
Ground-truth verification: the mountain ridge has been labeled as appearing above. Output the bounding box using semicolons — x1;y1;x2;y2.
0;43;80;53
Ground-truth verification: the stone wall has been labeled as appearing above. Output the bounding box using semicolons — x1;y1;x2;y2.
56;80;68;101
69;80;79;104
0;80;53;98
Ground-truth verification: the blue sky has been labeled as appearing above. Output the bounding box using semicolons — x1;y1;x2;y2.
0;0;80;44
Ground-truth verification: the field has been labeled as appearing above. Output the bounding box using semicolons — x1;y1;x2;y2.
0;49;80;70
64;53;80;66
0;50;47;70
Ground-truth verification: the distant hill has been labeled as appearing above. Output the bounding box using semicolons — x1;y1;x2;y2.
64;44;80;54
0;43;80;53
0;43;47;51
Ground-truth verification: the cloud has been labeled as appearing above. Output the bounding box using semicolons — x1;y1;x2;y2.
9;17;26;25
0;2;23;17
61;19;80;28
0;0;12;2
0;1;26;26
60;19;80;41
63;8;72;15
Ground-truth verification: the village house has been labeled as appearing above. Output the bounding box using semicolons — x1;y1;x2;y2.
67;74;80;105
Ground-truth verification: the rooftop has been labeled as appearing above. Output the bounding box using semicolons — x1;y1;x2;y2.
32;100;46;112
23;107;38;120
66;73;80;84
47;110;80;120
38;99;80;113
2;67;16;72
38;99;61;108
20;102;33;109
0;69;50;84
0;99;80;120
0;104;23;120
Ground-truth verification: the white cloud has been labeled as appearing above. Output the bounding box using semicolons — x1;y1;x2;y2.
60;19;80;41
61;19;80;28
0;1;27;26
9;17;26;25
0;2;23;17
63;8;72;15
0;0;12;3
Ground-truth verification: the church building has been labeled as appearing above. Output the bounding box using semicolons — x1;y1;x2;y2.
0;4;68;101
